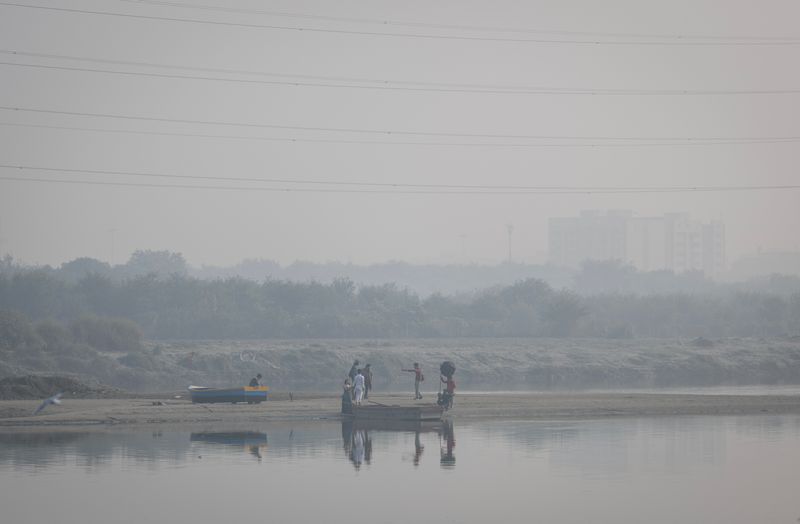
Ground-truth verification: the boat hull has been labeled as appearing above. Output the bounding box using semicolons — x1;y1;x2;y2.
189;386;269;404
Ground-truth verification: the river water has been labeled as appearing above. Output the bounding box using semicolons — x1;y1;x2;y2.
2;415;799;524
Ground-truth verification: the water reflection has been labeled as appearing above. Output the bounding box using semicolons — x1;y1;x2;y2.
1;416;799;474
439;420;455;468
3;417;800;524
190;432;268;462
340;419;452;469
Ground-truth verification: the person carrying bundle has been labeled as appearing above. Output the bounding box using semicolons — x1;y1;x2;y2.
438;361;456;410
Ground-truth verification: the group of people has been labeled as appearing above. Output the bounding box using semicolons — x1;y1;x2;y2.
345;360;373;406
340;360;455;409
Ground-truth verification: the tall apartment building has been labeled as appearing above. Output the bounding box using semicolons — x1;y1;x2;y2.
548;210;725;276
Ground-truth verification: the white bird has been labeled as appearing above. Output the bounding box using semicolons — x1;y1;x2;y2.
33;392;63;415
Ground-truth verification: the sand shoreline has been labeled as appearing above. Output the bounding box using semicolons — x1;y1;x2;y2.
2;392;800;429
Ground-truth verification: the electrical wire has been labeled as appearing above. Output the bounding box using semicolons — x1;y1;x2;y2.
5;121;798;149
3;106;797;142
1;165;798;194
117;0;800;43
4;51;799;96
2;2;799;46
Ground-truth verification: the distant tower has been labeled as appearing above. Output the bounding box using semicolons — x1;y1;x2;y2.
506;224;514;263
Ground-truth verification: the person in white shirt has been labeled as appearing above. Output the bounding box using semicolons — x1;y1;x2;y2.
353;369;366;405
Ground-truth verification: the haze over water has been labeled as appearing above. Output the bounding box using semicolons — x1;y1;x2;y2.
2;415;800;524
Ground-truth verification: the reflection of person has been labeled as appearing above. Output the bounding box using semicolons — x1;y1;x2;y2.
352;429;365;469
413;431;425;467
363;364;373;399
353;369;365;405
341;419;353;456
440;420;456;467
364;430;372;465
249;373;262;387
402;362;424;400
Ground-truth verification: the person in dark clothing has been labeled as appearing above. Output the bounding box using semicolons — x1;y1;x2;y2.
341;379;353;415
348;360;360;382
249;373;262;387
363;364;373;399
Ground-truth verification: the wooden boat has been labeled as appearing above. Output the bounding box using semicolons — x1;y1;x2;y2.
188;385;269;404
345;403;443;421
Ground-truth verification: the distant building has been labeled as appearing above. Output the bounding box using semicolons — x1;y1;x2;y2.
548;210;725;276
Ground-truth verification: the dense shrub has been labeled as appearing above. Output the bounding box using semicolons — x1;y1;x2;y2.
71;316;143;353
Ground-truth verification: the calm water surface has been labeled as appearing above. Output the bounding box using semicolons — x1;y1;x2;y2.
2;416;800;524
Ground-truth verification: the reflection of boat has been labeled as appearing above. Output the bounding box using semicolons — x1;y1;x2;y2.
190;431;267;461
350;418;442;433
346;403;443;421
189;431;268;446
188;385;269;404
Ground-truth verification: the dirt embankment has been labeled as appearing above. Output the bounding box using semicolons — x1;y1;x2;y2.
0;375;127;401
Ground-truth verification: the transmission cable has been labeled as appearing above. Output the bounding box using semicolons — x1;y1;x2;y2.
1;165;798;194
118;0;800;43
1;2;799;46
5;121;798;149
3;51;799;96
3;106;798;142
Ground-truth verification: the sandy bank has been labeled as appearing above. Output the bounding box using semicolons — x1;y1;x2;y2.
2;392;800;428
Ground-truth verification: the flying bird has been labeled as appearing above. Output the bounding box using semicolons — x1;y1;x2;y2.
33;392;63;415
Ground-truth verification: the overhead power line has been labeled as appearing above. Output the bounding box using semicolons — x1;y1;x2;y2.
1;2;799;46
3;106;799;143
2;164;798;193
4;50;799;96
1;172;798;195
5;121;798;149
117;0;800;43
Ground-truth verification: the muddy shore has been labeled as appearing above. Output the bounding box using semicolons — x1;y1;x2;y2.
2;392;800;429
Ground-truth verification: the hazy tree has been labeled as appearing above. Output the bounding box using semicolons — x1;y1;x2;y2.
124;250;188;278
542;290;587;337
59;257;112;283
0;310;43;351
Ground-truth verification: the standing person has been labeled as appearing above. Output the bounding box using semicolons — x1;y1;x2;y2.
363;364;373;400
348;360;360;400
353;369;366;406
440;374;456;409
341;379;353;415
249;373;262;387
402;362;424;400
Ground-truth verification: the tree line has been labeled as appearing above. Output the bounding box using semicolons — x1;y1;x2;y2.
1;267;798;339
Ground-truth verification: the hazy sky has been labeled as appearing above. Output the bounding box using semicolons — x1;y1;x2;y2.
1;0;799;267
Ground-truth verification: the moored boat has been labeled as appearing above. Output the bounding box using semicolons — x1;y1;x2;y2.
188;385;269;404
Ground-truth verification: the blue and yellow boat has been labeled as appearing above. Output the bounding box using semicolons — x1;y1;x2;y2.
188;385;269;404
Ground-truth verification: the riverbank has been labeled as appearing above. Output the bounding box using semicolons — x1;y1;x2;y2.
3;392;800;428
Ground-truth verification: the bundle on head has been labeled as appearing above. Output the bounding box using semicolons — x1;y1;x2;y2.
440;361;456;378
